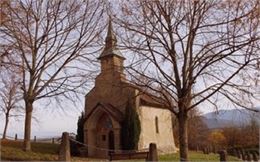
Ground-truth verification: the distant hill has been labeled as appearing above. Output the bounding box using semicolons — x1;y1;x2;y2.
202;107;260;129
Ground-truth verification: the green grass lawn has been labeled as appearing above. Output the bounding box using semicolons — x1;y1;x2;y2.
160;151;241;161
1;139;59;161
0;139;101;161
1;139;242;161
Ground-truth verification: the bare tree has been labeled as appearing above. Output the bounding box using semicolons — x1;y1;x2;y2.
0;0;104;151
0;72;22;139
172;109;208;150
115;0;260;160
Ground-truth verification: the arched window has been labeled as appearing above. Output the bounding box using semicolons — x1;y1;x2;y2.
155;116;159;133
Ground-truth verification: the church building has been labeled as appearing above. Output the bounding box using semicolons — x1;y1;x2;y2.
83;19;177;158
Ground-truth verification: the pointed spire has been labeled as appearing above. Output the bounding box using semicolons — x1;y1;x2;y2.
98;17;125;60
105;16;117;47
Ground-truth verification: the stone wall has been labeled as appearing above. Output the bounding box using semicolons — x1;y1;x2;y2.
138;105;177;154
84;71;136;157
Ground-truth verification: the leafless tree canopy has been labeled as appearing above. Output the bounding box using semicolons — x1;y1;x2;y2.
116;0;260;113
114;0;260;160
1;0;104;101
0;0;105;151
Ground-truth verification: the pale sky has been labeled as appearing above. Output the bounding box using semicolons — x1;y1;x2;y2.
0;95;85;139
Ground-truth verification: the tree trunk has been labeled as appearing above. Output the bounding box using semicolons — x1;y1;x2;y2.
178;111;189;161
2;113;9;139
23;101;33;151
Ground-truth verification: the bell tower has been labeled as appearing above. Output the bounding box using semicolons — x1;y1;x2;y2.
97;18;126;81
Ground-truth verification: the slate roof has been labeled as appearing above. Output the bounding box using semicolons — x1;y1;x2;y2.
98;18;125;60
121;81;169;109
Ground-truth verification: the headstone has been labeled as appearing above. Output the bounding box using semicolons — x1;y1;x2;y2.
229;148;235;156
239;148;246;161
250;150;259;162
15;134;17;140
147;143;158;162
52;138;55;144
228;148;234;157
245;151;252;161
235;148;241;159
58;132;71;161
218;150;227;162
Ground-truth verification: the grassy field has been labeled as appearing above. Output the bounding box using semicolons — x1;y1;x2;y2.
1;139;242;161
0;139;100;161
159;152;241;161
1;139;59;161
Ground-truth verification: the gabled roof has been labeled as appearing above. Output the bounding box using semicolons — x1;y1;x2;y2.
139;93;168;109
85;102;124;122
121;81;169;109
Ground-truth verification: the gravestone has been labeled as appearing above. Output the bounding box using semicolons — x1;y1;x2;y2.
245;151;252;161
218;150;227;162
239;148;246;161
250;150;259;162
235;148;241;159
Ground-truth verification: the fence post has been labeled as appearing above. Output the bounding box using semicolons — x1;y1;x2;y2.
52;138;55;144
250;151;258;162
34;136;36;142
147;143;158;162
218;150;227;162
15;134;17;140
58;132;71;161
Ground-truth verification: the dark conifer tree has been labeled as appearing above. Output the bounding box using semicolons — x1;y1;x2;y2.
76;112;85;143
121;100;141;150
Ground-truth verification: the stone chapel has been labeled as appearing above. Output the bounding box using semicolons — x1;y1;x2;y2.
83;19;177;158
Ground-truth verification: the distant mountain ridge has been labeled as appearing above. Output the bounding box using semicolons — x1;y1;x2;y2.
201;108;260;129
